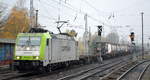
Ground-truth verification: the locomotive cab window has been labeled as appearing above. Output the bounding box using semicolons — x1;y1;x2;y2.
17;36;41;46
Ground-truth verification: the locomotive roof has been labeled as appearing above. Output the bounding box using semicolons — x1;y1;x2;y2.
52;34;75;40
17;32;75;40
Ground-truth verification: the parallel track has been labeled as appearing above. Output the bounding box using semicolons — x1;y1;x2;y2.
137;63;150;80
117;60;150;80
57;57;131;80
100;61;137;80
82;60;132;80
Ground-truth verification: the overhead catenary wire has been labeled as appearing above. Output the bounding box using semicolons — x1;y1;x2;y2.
37;0;58;20
81;0;112;19
41;0;79;22
80;0;117;25
50;0;115;28
39;0;85;30
65;0;108;23
39;0;137;29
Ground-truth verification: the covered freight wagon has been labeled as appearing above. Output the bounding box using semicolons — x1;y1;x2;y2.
0;39;15;66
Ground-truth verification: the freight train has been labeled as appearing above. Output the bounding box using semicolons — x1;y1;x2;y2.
13;28;131;72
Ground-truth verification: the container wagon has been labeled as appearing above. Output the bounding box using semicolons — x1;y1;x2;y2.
0;39;15;67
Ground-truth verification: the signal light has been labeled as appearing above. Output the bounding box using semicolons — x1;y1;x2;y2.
130;32;135;41
97;25;102;36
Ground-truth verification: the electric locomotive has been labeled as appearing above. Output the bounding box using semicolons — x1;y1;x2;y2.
14;28;78;72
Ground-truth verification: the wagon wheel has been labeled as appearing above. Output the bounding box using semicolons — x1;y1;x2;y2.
38;66;46;73
45;64;51;72
65;62;69;67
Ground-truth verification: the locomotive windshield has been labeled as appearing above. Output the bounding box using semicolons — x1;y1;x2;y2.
17;36;41;46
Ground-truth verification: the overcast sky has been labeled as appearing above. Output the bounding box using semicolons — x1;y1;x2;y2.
2;0;150;43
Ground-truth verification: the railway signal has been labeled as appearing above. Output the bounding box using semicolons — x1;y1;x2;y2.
129;32;135;41
97;25;102;36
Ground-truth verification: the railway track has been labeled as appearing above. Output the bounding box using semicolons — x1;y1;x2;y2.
0;70;12;74
99;60;149;80
0;71;37;80
116;60;150;80
18;57;126;80
0;55;132;80
139;61;150;80
86;61;137;80
57;56;131;80
78;60;133;80
137;63;150;80
0;66;11;74
100;61;138;80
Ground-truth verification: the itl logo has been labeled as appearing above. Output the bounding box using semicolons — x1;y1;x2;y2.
61;46;70;51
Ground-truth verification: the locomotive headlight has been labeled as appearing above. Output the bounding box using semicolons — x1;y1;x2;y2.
26;47;30;50
35;56;39;59
16;56;20;59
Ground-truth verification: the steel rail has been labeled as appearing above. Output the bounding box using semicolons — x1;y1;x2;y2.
1;72;34;80
58;58;128;80
117;60;149;80
137;63;150;80
100;62;130;80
